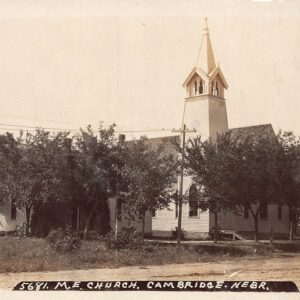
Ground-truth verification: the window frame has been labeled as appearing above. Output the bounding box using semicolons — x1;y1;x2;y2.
278;205;282;220
244;204;249;219
11;202;17;220
188;185;199;218
259;202;268;220
117;198;123;221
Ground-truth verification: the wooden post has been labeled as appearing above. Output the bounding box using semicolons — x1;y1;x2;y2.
171;124;196;244
76;207;80;232
177;124;186;244
270;227;274;247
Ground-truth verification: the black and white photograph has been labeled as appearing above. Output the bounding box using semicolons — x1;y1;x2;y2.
0;0;299;299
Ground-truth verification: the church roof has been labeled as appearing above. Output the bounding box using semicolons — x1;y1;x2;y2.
228;124;276;141
209;66;229;89
145;135;180;158
127;124;276;156
182;67;209;87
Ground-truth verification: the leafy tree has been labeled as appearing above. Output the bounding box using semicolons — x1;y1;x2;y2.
72;124;116;239
120;137;176;239
0;124;117;238
12;129;72;235
186;132;278;241
0;133;21;206
276;131;300;240
186;136;236;242
29;131;74;236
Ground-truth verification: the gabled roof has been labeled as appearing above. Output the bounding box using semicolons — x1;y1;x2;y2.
182;65;228;89
228;124;276;142
182;67;209;87
209;66;229;89
145;135;180;158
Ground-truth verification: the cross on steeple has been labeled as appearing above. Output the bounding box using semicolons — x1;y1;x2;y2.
195;17;215;74
204;17;209;32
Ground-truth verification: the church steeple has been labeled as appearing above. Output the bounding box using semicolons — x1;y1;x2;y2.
182;19;229;138
196;18;216;74
183;18;228;98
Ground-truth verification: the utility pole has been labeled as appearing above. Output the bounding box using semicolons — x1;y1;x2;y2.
172;124;196;244
115;134;125;254
115;182;119;238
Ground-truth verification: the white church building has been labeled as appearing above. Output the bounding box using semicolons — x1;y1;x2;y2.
106;20;291;240
149;20;290;240
0;20;290;239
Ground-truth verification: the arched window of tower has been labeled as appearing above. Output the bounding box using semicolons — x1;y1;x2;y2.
194;80;197;96
216;81;219;96
199;80;203;94
188;184;199;217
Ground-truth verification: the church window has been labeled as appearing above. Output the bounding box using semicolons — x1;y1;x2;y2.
117;199;122;221
173;189;179;218
194;80;197;95
244;204;249;219
188;184;198;217
199;80;204;94
175;198;179;218
11;202;17;220
259;203;268;219
151;209;156;218
278;205;282;220
216;82;219;96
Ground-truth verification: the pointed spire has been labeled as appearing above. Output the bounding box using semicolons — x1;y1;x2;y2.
196;18;216;74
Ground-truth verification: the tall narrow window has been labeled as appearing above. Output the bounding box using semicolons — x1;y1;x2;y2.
175;198;179;218
260;203;268;219
211;82;214;94
117;199;122;221
188;185;198;217
244;204;249;219
194;80;197;95
152;209;156;218
199;80;204;94
11;202;17;220
173;189;179;218
278;205;282;220
216;82;219;96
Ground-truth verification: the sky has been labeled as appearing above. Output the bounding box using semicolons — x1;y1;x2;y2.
0;0;299;139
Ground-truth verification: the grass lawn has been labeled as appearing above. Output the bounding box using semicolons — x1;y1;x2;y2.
0;236;298;273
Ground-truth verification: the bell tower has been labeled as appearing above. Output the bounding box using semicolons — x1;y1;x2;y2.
182;18;228;139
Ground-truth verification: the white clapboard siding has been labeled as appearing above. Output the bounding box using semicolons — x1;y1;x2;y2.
0;202;26;232
212;204;290;234
152;202;209;233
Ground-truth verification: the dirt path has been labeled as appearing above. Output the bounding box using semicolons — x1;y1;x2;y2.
1;253;300;290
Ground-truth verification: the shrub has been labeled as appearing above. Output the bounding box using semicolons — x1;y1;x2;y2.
171;227;186;240
105;229;144;250
46;227;81;254
209;226;222;241
15;222;27;240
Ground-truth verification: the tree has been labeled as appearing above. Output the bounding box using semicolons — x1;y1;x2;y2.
29;131;74;236
72;124;116;239
0;124;117;238
186;136;236;242
12;129;72;235
0;133;21;207
276;131;300;240
186;131;278;242
120;137;176;239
